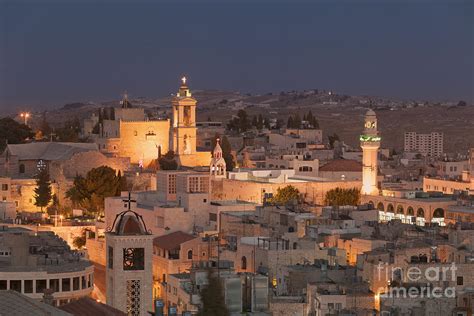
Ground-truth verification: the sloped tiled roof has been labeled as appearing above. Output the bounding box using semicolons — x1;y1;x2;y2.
59;297;126;316
6;142;98;161
153;231;196;251
319;159;362;172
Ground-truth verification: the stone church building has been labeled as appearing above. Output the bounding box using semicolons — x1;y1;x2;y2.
94;78;211;168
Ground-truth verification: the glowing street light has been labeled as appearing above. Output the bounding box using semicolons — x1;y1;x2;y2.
20;112;30;125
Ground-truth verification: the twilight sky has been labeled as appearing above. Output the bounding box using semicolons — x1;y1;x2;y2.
0;0;472;113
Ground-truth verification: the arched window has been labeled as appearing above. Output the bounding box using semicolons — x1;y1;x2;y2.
293;242;298;250
377;202;385;212
397;205;404;214
407;207;414;216
368;201;375;209
187;250;193;260
417;208;425;218
433;208;444;218
241;256;247;270
387;204;394;213
19;164;25;174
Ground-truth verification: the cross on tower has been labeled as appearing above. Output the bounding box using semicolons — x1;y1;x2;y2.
122;192;136;211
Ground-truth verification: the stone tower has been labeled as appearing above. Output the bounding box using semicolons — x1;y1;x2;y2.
360;109;381;195
105;201;153;316
171;77;197;157
210;138;226;178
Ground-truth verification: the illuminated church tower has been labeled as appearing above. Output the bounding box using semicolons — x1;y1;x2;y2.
210;138;226;178
360;109;381;195
171;76;197;157
106;203;153;315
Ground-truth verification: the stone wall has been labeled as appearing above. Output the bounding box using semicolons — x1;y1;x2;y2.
213;179;362;205
60;151;130;179
86;238;106;266
119;120;170;165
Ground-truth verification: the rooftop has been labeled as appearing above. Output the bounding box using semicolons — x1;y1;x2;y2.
0;290;71;316
319;159;362;172
59;297;126;316
5;142;98;161
153;231;196;251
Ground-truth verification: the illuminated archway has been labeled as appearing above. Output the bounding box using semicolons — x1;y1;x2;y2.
377;202;385;212
407;207;414;216
396;205;404;214
433;208;445;218
387;204;395;213
417;208;425;217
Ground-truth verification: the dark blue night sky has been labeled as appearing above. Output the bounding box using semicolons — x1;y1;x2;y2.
0;0;472;112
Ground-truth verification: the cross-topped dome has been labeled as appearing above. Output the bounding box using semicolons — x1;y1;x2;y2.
109;210;150;236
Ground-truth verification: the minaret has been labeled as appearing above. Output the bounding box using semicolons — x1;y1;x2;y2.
171;76;197;156
105;199;153;316
360;109;381;195
210;138;227;178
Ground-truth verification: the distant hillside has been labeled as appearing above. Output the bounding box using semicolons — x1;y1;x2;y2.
24;89;472;154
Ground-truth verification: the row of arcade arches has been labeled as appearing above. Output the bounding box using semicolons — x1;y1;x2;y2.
367;201;445;226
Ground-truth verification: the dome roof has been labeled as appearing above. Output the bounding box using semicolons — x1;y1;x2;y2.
366;109;376;116
109;210;150;236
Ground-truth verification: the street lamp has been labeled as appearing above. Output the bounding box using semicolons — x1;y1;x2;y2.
20;112;30;125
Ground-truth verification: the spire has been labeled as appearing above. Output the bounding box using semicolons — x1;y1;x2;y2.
213;138;223;159
121;90;129;108
177;75;191;97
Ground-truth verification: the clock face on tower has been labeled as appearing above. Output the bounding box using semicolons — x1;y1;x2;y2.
365;121;376;129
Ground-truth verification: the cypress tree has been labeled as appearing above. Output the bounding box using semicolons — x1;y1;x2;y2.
34;169;53;212
197;270;229;316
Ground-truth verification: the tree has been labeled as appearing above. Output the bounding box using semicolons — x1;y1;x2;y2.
252;115;258;128
306;110;319;128
227;110;251;133
293;113;302;128
34;169;53;212
72;228;91;249
256;114;264;130
197;270;229;316
158;150;178;170
66;166;126;216
0;117;34;151
237;109;250;132
269;185;301;205
39;112;52;139
47;194;60;215
56;117;82;142
328;133;340;149
324;187;360;206
287;116;294;128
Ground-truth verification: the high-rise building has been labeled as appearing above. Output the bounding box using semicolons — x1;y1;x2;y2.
360;109;380;195
404;132;444;157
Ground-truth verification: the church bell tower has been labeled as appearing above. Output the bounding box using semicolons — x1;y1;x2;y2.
171;76;197;157
360;109;381;195
106;201;153;316
210;138;226;178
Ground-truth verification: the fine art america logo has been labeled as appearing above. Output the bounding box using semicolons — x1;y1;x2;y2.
376;262;458;299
